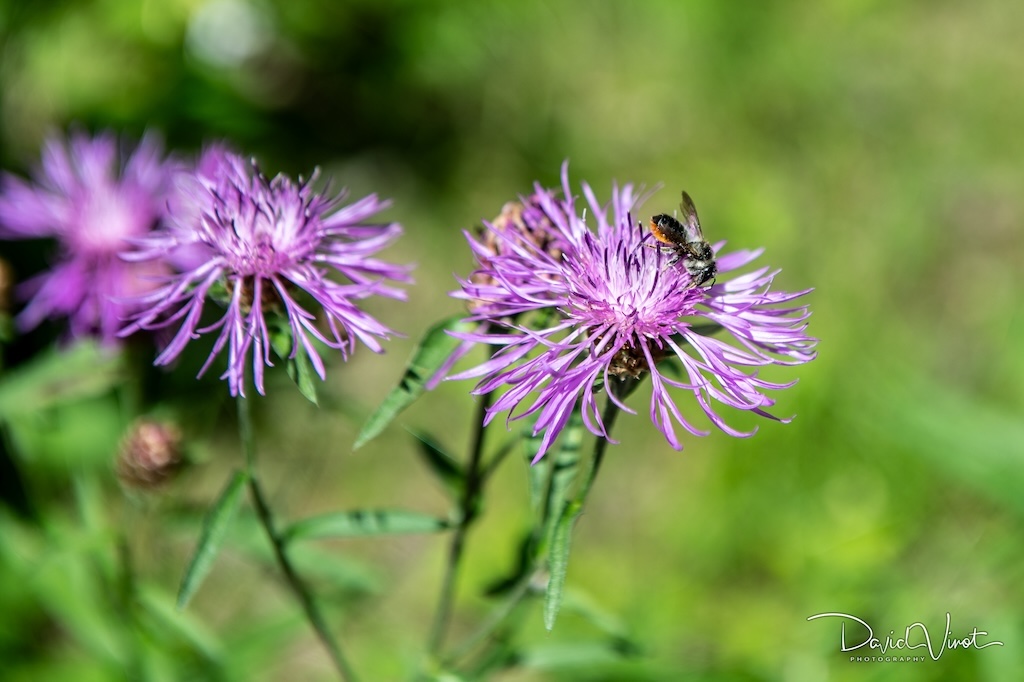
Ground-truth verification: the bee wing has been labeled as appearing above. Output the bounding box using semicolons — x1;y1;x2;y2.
678;191;706;244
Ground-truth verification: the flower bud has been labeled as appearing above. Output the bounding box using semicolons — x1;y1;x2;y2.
116;419;184;489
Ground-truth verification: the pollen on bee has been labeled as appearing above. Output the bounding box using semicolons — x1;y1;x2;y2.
648;217;678;245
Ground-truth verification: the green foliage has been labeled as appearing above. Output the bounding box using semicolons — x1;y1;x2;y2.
408;428;467;498
0;342;123;418
268;313;320;405
284;509;451;541
543;498;581;632
1;1;1023;680
355;314;477;449
176;470;248;609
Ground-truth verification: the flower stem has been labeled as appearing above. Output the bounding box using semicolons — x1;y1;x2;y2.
237;397;358;682
426;389;494;658
444;382;630;667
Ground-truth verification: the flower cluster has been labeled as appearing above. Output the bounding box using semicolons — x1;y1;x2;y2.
0;132;410;396
0;132;177;345
121;147;411;396
443;164;817;461
0;130;816;459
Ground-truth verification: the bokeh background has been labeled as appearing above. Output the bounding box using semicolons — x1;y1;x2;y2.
1;0;1023;680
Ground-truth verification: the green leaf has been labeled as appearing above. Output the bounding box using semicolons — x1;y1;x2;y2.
544;499;582;631
137;586;224;664
522;407;584;511
478;410;586;601
268;315;319;405
407;429;466;498
476;410;589;600
285;543;381;597
283;509;451;542
521;420;551;518
535;410;588;631
167;510;380;595
0;341;123;417
177;470;248;609
285;349;319;405
268;318;291;359
354;314;477;449
540;411;586;553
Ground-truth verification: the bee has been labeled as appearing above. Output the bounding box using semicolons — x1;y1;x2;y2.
649;190;717;287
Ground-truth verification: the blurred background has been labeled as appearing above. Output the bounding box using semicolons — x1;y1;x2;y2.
1;0;1023;680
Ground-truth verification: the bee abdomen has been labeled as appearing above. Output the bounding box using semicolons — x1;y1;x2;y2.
649;214;686;245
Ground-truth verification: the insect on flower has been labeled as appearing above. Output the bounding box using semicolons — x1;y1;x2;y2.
440;164;817;463
648;190;717;287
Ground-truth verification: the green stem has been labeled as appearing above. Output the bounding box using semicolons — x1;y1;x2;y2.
442;447;559;666
445;381;631;666
426;389;494;657
237;397;358;682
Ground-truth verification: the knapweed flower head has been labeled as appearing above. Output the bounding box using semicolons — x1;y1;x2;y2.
122;147;410;396
446;164;817;462
0;131;178;344
424;187;574;386
465;196;569;309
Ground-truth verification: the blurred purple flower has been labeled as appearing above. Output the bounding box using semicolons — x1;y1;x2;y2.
445;164;817;462
0;131;178;344
122;147;411;396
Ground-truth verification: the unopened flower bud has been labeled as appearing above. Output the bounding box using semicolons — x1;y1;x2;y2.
117;419;184;489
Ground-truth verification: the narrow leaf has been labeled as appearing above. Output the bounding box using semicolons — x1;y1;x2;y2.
522;410;585;521
521;418;551;518
540;411;585;554
354;314;478;449
286;351;319;406
407;429;466;497
537;410;587;631
268;315;319;405
267;319;291;359
177;470;248;609
138;586;224;663
483;410;586;602
283;509;451;542
544;500;582;631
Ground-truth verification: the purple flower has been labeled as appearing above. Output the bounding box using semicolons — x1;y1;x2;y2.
445;164;817;462
122;147;411;396
0;131;178;344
